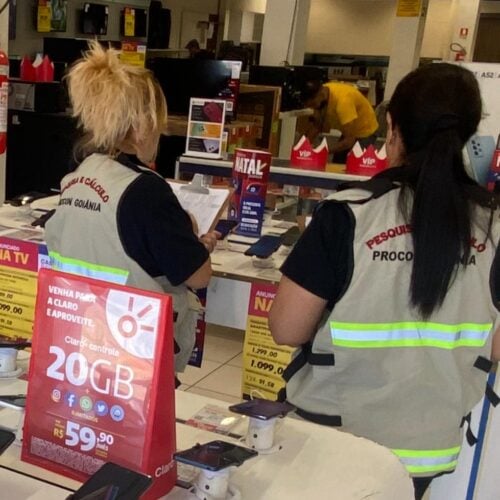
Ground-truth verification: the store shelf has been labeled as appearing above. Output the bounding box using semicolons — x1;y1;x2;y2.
176;155;369;190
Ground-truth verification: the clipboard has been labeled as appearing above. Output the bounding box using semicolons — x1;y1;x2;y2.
167;174;233;236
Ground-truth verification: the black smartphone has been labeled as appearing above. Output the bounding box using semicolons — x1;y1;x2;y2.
0;429;15;454
244;235;282;258
0;395;26;410
214;219;238;239
229;399;296;420
280;226;301;247
67;463;152;500
174;441;258;472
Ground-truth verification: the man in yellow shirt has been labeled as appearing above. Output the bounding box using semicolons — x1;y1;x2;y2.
299;81;379;162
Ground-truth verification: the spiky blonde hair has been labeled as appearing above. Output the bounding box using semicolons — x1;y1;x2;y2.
66;41;167;155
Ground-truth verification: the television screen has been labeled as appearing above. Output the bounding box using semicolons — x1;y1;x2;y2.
147;59;232;115
81;3;108;35
120;8;147;38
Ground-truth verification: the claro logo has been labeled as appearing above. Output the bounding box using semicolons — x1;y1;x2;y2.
155;461;175;477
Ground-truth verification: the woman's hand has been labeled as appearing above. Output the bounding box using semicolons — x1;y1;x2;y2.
199;231;221;253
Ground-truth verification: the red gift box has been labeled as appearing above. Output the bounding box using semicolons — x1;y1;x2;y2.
346;142;387;176
290;136;328;171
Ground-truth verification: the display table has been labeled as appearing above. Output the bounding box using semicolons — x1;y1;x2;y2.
0;354;414;499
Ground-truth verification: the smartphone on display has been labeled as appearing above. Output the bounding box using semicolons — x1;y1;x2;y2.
0;395;26;410
244;235;282;258
280;226;301;247
0;429;15;454
229;399;296;420
67;462;152;500
174;441;258;472
214;219;238;239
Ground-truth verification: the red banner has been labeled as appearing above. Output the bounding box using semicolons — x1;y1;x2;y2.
22;269;176;499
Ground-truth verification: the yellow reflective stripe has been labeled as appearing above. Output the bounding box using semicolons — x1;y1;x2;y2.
405;461;458;474
393;446;461;458
330;321;491;349
332;338;486;349
392;446;460;474
332;321;491;332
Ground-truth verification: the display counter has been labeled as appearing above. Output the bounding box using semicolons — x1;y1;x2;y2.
0;353;414;499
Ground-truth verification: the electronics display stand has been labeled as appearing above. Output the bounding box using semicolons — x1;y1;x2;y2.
245;417;282;454
191;467;241;500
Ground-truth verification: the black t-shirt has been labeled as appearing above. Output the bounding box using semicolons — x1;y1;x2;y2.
280;201;354;310
116;155;208;287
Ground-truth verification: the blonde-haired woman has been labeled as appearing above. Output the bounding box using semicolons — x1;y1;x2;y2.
45;42;218;373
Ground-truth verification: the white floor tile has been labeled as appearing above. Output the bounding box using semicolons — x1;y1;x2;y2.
177;359;221;387
186;386;243;404
227;353;243;368
194;364;243;397
177;384;189;391
202;333;243;364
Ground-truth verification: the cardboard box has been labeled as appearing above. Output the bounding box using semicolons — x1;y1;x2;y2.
237;84;282;156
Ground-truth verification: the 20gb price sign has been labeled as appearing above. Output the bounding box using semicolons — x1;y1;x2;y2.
242;283;294;400
22;270;177;499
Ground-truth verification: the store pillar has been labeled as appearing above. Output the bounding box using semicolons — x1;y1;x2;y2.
448;0;481;62
384;0;429;100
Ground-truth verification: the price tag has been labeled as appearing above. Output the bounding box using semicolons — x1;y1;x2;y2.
0;238;48;340
242;283;293;400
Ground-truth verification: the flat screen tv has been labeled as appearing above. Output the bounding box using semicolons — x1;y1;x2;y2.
80;3;108;35
147;59;232;115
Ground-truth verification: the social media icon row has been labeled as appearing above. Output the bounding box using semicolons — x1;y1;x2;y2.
51;389;125;422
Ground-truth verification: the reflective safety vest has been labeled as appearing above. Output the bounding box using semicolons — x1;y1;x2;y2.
44;153;200;372
284;183;500;477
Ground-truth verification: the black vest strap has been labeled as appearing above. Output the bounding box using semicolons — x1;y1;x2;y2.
473;356;500;407
276;387;287;403
474;356;493;373
282;343;335;383
295;407;342;427
460;412;478;446
486;384;500;408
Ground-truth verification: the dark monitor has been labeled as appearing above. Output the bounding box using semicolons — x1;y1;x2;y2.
120;8;147;38
249;65;328;111
80;3;108;35
147;58;232;115
43;38;89;65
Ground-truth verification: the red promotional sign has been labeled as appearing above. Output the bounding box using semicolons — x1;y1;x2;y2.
22;270;176;499
229;148;271;237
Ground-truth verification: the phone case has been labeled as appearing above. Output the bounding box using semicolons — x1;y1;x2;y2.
244;235;282;258
229;399;296;420
0;429;15;454
0;395;26;410
174;441;258;471
69;462;152;500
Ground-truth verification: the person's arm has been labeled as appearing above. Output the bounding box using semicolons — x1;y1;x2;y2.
491;328;500;362
331;120;357;154
269;202;353;347
184;258;212;289
269;276;327;346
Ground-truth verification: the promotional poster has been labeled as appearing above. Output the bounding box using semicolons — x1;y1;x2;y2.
229;148;271;237
23;270;176;499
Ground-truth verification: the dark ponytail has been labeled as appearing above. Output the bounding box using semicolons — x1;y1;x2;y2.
387;63;485;319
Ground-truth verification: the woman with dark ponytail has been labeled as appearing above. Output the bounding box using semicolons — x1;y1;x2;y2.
270;63;500;499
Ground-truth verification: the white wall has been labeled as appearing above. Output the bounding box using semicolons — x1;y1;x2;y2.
306;0;397;56
162;0;218;49
421;0;455;59
305;0;479;60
